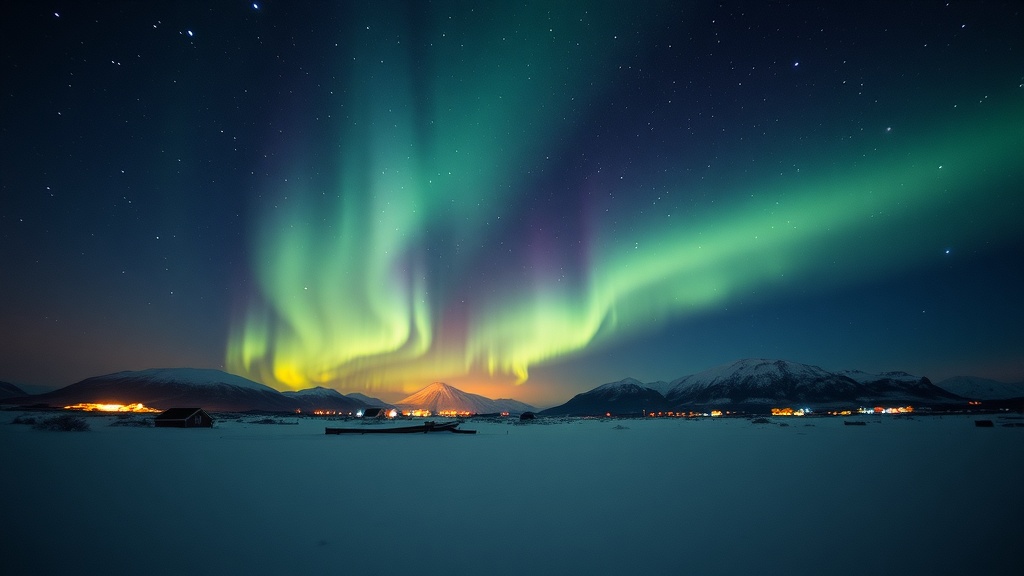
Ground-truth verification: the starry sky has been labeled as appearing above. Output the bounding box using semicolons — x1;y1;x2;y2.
2;1;1022;407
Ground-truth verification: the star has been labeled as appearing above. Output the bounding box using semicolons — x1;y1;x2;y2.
3;0;1022;415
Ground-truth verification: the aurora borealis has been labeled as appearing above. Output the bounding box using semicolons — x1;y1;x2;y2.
3;2;1023;405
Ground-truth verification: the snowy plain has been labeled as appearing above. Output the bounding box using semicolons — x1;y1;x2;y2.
2;412;1021;576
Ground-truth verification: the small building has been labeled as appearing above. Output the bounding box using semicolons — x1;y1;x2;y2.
155;408;213;428
361;407;389;419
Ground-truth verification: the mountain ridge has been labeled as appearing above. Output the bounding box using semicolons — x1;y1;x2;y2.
542;358;968;416
0;369;536;414
539;377;668;416
935;376;1024;400
345;392;393;407
395;382;536;415
0;369;363;413
0;380;27;399
1;360;1012;414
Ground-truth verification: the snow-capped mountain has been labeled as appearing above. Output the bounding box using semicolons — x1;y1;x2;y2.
665;359;861;406
395;382;535;415
935;376;1024;400
838;369;920;384
123;368;279;391
2;368;318;413
0;369;532;414
644;380;672;395
281;386;367;412
283;386;345;398
540;378;668;416
840;369;958;401
540;359;968;416
666;359;961;407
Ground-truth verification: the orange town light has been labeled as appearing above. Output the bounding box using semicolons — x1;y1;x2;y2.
63;402;161;413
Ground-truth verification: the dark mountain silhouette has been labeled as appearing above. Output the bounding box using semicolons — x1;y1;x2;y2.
0;368;363;413
0;380;27;399
539;378;668;416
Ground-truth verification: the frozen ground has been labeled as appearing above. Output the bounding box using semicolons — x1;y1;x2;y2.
2;412;1021;575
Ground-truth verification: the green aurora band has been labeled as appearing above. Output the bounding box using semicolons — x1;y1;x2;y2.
464;102;1023;385
225;7;1023;395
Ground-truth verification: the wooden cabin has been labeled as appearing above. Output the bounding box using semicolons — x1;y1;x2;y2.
361;407;389;419
155;408;213;428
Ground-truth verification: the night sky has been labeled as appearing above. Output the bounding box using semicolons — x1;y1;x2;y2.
3;1;1022;406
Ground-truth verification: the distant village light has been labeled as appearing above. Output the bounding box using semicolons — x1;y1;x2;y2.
63;402;160;413
857;406;914;414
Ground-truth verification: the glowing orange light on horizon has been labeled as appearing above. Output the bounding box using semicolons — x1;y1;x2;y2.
63;403;161;413
436;410;472;417
771;407;808;416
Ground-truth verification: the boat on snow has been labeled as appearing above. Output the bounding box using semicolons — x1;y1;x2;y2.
324;420;476;435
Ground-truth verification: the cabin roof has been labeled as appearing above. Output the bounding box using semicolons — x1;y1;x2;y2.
155;407;208;420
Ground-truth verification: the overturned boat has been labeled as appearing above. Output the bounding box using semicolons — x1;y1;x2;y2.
325;420;476;435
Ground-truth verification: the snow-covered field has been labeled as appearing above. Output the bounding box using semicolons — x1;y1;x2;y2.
2;412;1021;575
